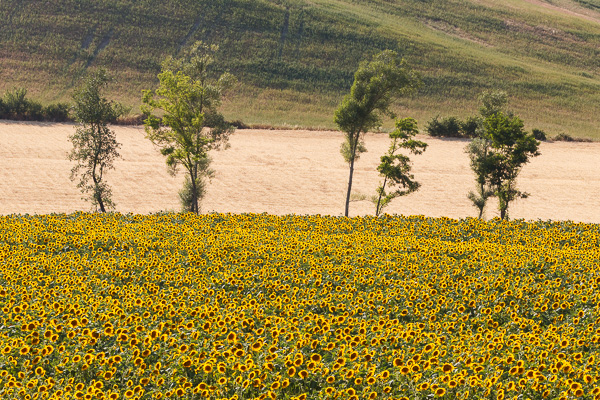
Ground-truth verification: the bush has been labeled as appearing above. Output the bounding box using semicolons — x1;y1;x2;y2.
461;116;481;138
1;87;49;121
114;114;145;125
43;103;71;122
553;132;574;142
230;119;249;129
552;132;592;142
426;115;463;137
532;128;547;141
27;100;45;120
0;87;75;122
3;87;30;119
0;98;6;119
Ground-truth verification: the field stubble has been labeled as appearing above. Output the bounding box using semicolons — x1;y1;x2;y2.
0;121;599;222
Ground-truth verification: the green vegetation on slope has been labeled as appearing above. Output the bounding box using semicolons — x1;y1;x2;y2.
0;0;599;136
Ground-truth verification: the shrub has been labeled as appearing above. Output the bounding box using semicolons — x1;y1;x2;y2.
26;100;45;121
532;128;547;141
425;115;463;137
553;132;574;141
3;87;30;119
1;87;50;121
553;132;592;142
44;103;71;122
461;116;481;138
114;114;145;125
230;119;250;129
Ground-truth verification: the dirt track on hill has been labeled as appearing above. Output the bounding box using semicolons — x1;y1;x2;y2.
1;121;599;222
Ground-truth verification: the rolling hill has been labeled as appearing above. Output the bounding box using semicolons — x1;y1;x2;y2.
0;0;599;136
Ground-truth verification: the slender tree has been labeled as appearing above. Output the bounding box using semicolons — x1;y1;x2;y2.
373;118;427;216
465;138;494;219
68;69;125;212
142;42;235;214
334;50;420;217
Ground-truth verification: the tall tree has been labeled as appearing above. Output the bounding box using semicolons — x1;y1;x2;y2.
68;69;125;212
334;50;420;217
373;117;427;216
142;42;235;214
482;112;540;219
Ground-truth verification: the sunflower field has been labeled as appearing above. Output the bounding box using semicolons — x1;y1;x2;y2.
0;212;599;400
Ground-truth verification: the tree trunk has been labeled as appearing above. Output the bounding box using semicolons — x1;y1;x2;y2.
375;176;388;217
477;181;485;219
91;137;105;213
344;131;361;217
344;157;356;217
92;174;106;213
499;192;507;220
190;171;198;214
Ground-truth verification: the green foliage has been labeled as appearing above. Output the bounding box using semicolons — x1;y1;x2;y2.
0;87;71;122
142;42;234;214
3;88;31;118
479;90;509;119
334;50;420;216
68;69;125;212
1;0;600;135
1;88;44;120
532;128;547;141
461;116;481;138
373;117;427;216
425;115;481;138
465;138;494;219
466;92;540;219
425;115;462;138
553;132;575;142
471;112;540;219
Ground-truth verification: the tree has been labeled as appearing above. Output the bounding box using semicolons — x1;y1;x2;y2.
142;42;235;214
68;69;125;212
373;118;427;216
334;50;420;217
465;138;494;219
466;90;521;220
479;90;509;119
467;110;540;220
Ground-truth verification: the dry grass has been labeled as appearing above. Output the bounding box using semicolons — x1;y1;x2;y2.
1;121;599;222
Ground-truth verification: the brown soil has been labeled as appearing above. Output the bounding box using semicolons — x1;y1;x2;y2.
1;121;599;223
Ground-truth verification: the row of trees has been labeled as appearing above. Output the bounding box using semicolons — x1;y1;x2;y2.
334;51;540;220
69;45;539;220
69;42;234;214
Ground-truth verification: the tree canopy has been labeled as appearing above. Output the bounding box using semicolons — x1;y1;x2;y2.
334;50;421;217
68;68;125;212
142;42;235;214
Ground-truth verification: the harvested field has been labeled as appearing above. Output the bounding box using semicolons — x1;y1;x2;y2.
0;120;599;222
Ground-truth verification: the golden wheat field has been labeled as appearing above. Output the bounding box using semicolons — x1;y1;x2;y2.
1;120;599;222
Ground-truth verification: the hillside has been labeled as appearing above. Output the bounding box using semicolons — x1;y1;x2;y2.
0;0;599;136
